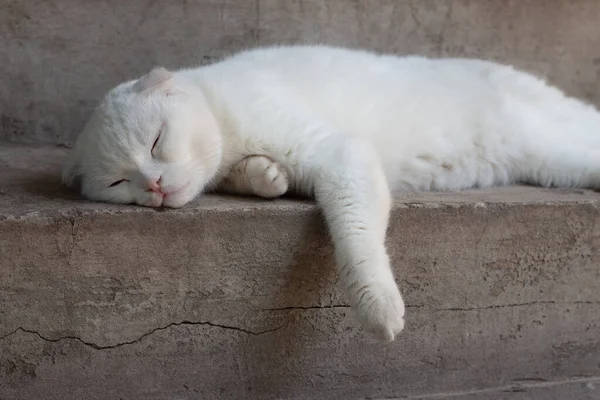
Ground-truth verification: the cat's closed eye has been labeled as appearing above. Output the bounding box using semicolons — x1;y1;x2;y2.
109;179;128;187
151;127;163;155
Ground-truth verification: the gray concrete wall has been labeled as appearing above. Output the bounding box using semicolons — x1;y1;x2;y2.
2;0;600;145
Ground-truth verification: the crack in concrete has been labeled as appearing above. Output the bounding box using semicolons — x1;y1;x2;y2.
258;300;599;313
368;375;600;399
258;304;351;311
0;320;285;351
435;1;454;56
254;0;260;42
473;211;490;272
406;300;600;312
1;301;596;350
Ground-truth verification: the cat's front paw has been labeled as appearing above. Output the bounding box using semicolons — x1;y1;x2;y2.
246;156;289;198
353;282;405;341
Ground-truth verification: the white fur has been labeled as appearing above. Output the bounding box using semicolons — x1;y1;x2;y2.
64;45;600;340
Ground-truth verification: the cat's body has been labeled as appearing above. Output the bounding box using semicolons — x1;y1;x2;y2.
64;45;600;340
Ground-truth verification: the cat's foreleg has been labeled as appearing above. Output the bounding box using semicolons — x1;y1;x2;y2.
217;156;289;198
309;137;405;341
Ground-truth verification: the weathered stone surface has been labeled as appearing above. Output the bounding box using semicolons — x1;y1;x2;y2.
1;144;599;399
2;0;600;145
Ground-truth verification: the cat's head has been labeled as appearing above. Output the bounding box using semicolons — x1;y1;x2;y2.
63;67;222;208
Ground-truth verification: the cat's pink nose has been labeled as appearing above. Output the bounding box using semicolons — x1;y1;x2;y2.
147;177;163;194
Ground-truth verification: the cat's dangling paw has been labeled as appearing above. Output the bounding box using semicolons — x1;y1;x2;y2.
245;156;289;198
353;282;405;341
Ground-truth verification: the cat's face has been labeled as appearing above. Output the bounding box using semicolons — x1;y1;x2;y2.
63;68;222;208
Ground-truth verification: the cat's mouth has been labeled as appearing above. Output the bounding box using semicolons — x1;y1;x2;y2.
157;182;191;208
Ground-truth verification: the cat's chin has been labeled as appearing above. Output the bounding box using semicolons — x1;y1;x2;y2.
135;196;191;209
132;193;192;209
134;200;186;209
161;196;191;209
133;182;199;209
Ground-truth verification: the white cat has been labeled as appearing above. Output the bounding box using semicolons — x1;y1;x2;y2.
63;45;600;341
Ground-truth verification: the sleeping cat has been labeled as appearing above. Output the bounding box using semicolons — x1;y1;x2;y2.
63;45;600;341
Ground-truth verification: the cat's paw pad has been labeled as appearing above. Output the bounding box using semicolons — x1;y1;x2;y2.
246;156;289;198
354;283;405;341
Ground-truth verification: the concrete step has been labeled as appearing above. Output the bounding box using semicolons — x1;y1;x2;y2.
1;143;599;399
2;1;600;145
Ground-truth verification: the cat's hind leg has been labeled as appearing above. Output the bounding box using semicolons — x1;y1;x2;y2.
521;145;600;189
217;156;289;198
514;106;600;189
509;87;600;189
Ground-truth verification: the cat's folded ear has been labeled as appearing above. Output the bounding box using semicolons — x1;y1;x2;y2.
132;67;174;95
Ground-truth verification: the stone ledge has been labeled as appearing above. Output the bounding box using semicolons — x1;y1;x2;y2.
3;143;600;219
1;143;599;399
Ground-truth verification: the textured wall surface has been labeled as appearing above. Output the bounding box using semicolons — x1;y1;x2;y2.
1;0;600;145
1;145;599;399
